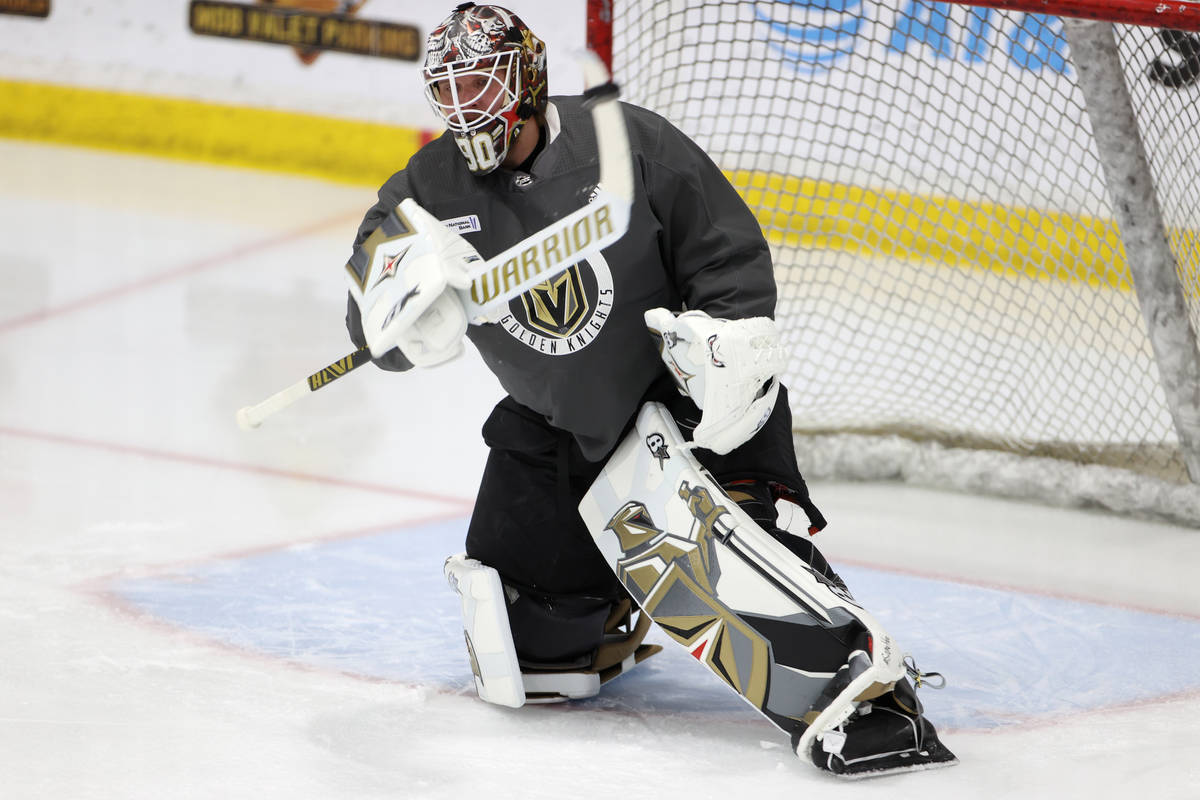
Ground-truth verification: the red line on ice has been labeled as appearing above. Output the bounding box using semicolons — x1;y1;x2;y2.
0;424;473;509
0;209;361;334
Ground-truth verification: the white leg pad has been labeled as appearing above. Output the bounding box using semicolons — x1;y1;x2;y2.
444;553;526;708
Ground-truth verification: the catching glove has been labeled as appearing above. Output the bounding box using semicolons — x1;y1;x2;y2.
645;307;787;454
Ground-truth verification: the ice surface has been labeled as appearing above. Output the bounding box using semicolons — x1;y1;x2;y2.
1;140;1198;799
111;515;1200;733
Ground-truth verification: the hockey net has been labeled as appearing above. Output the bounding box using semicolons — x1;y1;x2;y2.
598;0;1200;523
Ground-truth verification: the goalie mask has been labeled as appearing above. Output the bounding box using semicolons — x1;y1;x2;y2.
423;3;548;175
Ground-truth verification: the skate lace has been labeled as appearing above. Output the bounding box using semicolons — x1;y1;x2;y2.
904;655;946;690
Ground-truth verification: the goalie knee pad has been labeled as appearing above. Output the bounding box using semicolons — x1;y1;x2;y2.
444;553;525;707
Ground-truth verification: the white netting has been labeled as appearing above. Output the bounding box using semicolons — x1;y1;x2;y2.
611;1;1200;523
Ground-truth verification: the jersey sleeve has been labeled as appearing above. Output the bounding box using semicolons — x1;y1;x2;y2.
639;112;776;320
344;170;417;372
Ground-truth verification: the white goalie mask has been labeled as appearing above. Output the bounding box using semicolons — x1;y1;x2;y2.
423;52;522;173
422;4;548;175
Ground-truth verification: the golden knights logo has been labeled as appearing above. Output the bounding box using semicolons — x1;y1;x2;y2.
601;493;770;706
496;254;614;355
602;499;717;599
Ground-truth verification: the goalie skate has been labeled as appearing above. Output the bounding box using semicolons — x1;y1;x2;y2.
807;674;957;778
578;402;954;774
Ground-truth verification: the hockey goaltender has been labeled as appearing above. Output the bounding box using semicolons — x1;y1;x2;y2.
342;2;957;779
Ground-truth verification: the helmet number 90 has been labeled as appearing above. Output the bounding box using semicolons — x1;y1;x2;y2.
456;132;499;173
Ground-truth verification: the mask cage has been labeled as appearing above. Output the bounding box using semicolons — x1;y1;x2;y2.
424;51;521;134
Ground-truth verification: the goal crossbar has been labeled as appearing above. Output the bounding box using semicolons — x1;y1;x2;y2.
942;0;1200;33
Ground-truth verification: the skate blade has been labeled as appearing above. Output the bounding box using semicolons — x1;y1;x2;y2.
822;748;959;780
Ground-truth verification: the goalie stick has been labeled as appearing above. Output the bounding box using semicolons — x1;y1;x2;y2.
235;346;371;430
236;53;633;430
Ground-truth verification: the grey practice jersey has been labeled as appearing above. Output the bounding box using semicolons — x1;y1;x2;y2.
346;95;776;460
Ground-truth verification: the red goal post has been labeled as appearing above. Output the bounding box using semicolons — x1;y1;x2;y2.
587;0;1200;524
